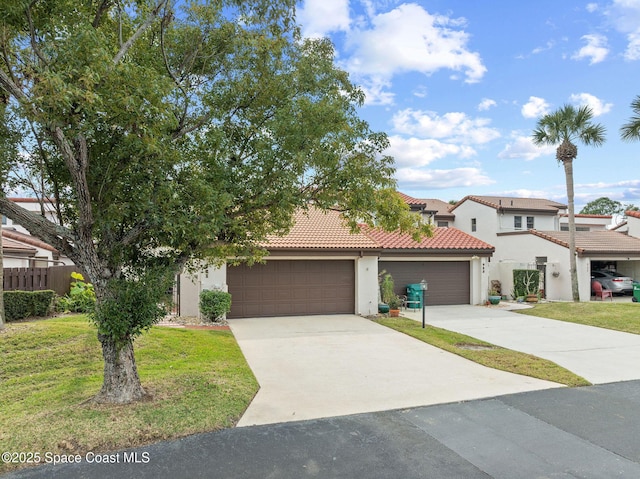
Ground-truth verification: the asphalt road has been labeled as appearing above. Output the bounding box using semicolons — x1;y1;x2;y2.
5;380;640;479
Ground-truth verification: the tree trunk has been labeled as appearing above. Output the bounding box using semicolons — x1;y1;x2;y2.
563;159;580;302
94;334;148;404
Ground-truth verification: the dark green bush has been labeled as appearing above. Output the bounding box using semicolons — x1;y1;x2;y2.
199;289;232;322
4;290;56;321
513;269;540;297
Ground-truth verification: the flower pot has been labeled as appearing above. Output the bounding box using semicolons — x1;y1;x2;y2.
488;295;501;305
378;303;390;314
389;309;400;317
525;294;538;303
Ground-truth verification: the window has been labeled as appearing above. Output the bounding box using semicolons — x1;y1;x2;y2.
1;215;6;225
514;216;522;230
527;216;534;229
471;218;476;232
437;221;449;227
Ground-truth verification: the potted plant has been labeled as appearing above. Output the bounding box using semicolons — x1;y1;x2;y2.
379;273;396;314
387;295;403;317
488;289;501;305
514;269;540;303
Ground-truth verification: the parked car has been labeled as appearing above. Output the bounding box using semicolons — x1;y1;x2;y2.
591;270;634;295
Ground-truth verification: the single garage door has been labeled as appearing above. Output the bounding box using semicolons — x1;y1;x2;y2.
227;260;355;318
381;261;470;305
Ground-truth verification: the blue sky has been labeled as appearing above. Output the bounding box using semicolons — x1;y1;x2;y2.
296;0;640;210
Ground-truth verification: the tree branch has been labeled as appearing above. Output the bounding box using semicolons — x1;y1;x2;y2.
112;0;169;65
0;196;75;257
92;0;114;28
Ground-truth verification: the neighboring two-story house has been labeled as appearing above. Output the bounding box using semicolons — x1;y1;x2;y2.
444;195;640;302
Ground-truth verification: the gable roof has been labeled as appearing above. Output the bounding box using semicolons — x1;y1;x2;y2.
451;195;567;213
526;230;640;256
263;208;379;250
417;198;456;219
361;225;494;253
396;192;427;208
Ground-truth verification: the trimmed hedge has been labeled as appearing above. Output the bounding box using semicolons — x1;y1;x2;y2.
199;289;232;322
4;290;56;321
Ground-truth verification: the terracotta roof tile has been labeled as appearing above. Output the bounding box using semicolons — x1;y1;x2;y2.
361;225;494;251
530;230;640;255
2;229;58;252
2;235;37;253
626;210;640;219
263;208;379;249
452;195;567;212
396;192;427;207
417;198;456;218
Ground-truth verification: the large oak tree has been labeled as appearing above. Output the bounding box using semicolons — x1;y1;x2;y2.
0;0;428;403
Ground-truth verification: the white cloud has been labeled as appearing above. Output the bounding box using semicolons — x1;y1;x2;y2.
498;135;555;160
396;167;494;189
478;98;497;111
586;3;599;13
521;96;551;119
298;0;350;38
392;109;501;144
569;92;613;116
344;3;486;84
387;135;476;168
624;32;640;60
603;0;640;60
571;34;609;64
359;76;395;105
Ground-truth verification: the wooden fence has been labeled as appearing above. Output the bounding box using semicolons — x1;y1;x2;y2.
3;265;78;296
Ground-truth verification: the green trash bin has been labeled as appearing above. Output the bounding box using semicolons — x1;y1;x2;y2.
633;283;640;303
406;284;423;309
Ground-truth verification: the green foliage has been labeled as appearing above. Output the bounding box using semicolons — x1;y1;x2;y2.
4;290;55;321
387;295;403;310
380;274;396;304
91;268;174;346
513;269;540;297
56;272;96;313
580;197;624;215
199;290;232;322
621;95;640;142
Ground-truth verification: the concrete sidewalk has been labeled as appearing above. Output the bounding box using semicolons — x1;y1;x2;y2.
230;315;560;427
403;304;640;384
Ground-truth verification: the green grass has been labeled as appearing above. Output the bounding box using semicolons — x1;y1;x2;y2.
0;315;258;473
375;317;590;388
516;302;640;334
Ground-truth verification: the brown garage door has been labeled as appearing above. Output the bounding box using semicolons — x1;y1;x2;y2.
381;261;470;305
227;260;355;318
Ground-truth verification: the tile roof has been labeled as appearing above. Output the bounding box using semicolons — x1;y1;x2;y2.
2;235;37;253
361;225;494;252
263;208;379;250
417;198;456;218
396;192;427;207
626;210;640;219
452;195;567;213
2;229;58;252
529;230;640;255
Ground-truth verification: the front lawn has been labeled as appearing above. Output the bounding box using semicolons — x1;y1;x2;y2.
516;302;640;334
0;315;258;473
375;317;590;388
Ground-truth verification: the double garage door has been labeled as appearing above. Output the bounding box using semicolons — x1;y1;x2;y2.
381;261;470;306
227;260;355;319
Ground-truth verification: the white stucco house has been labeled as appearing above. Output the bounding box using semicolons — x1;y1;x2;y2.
179;207;494;319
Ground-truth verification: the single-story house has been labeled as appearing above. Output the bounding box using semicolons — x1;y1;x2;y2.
180;207;495;319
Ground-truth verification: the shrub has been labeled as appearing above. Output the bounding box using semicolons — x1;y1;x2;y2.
4;290;56;321
513;269;540;297
199;290;232;322
380;274;396;304
56;272;96;313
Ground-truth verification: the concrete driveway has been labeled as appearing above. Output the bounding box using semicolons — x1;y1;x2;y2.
403;304;640;384
229;314;560;427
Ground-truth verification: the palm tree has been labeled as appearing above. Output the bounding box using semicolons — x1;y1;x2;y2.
532;104;606;301
621;95;640;142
